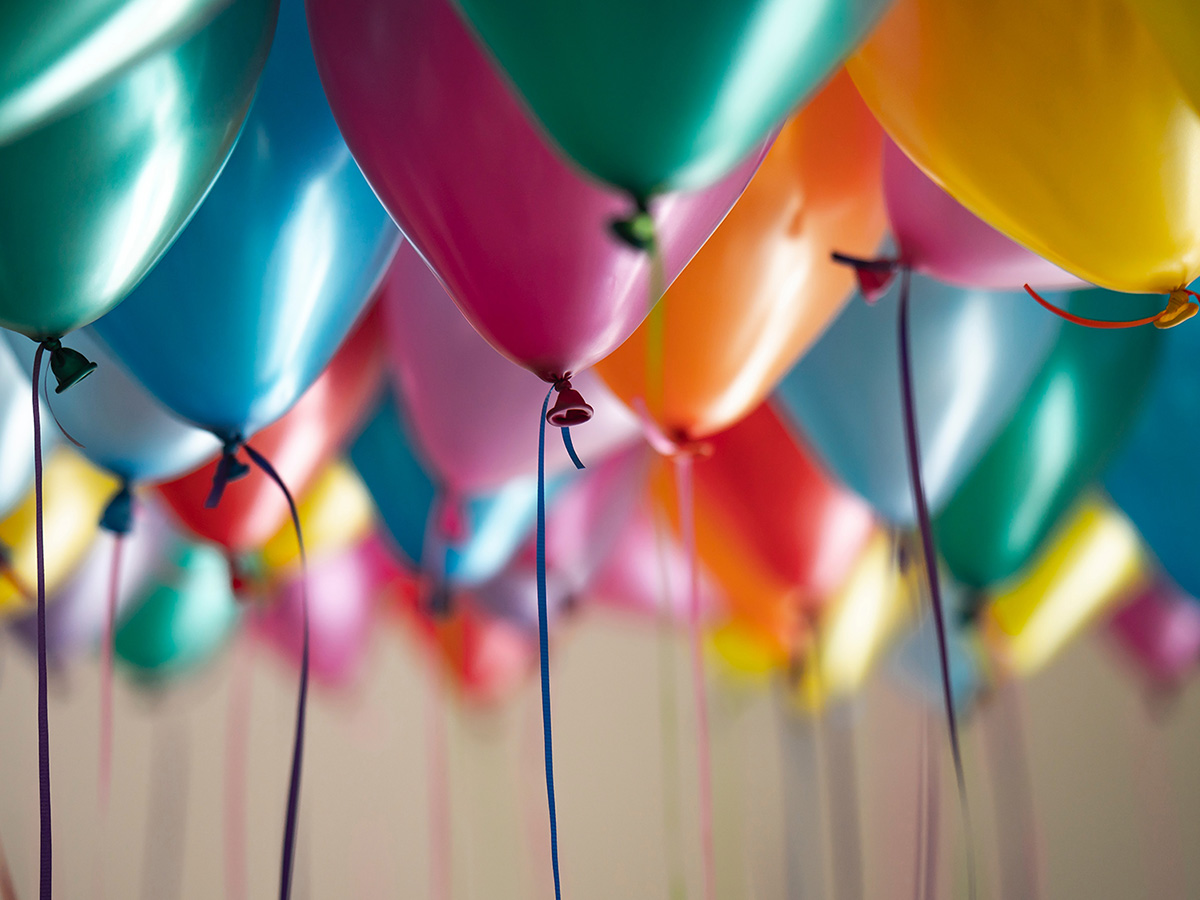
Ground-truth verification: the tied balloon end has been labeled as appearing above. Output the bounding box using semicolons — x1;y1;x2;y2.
609;196;657;251
546;378;593;428
41;338;97;394
205;438;250;509
99;481;135;535
1155;290;1200;330
830;251;899;303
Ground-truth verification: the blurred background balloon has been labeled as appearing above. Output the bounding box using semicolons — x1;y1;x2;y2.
92;0;398;437
0;343;38;519
1106;577;1200;691
776;274;1061;524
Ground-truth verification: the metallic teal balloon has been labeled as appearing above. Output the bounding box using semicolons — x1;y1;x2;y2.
0;0;277;341
0;0;239;143
452;0;892;196
92;0;399;437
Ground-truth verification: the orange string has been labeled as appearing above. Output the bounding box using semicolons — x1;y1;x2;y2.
1023;285;1164;329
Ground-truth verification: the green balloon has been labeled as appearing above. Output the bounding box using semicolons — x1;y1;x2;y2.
115;543;240;681
0;0;277;340
933;291;1162;591
453;0;891;198
0;0;238;143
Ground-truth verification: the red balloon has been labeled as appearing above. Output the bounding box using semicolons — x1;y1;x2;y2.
155;307;386;551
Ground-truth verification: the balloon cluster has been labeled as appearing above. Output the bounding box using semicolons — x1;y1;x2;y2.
5;0;1200;897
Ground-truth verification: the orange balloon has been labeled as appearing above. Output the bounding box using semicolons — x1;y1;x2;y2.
596;70;886;441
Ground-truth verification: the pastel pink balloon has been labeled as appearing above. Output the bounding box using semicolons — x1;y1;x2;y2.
307;0;763;381
885;139;1083;291
253;534;402;690
382;243;641;495
1107;579;1200;689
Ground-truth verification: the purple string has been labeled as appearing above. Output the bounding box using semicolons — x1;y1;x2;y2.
31;342;52;900
896;271;976;900
242;444;308;900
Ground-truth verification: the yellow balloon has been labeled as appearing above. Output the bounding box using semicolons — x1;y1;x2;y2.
0;450;116;615
259;462;374;574
984;496;1147;677
849;0;1200;293
1132;0;1200;119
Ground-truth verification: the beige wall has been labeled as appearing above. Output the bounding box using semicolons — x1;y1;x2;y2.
0;610;1196;898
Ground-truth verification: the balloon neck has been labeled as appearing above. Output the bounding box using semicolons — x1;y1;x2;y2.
41;338;97;393
1157;290;1200;329
99;481;135;535
609;196;656;251
546;377;594;427
830;252;899;303
205;436;250;509
629;398;712;458
427;580;454;619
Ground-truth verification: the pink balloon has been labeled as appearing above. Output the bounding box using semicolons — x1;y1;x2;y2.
884;139;1083;291
307;0;763;383
1107;579;1200;689
253;534;402;690
382;243;641;495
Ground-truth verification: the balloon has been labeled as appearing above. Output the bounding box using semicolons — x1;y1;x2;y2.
91;0;399;437
0;0;276;341
848;0;1200;294
155;310;385;552
0;0;239;142
114;541;240;681
254;533;402;689
776;274;1061;524
5;330;219;484
984;497;1146;677
9;501;176;663
259;462;374;576
1132;2;1200;121
0;343;37;519
1107;578;1200;690
381;244;640;495
0;451;116;616
1105;313;1200;597
934;291;1162;590
882;139;1082;291
595;71;887;440
451;0;891;198
654;403;874;654
307;0;763;383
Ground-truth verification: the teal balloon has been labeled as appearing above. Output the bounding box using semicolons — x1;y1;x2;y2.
0;0;277;340
91;0;399;438
453;0;892;196
934;291;1162;591
115;543;240;681
0;0;240;143
775;273;1060;524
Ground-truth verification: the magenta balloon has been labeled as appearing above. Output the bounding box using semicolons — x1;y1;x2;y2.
307;0;762;381
382;244;641;495
1107;579;1200;689
884;140;1083;291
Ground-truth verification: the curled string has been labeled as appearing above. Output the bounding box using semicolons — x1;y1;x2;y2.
1023;284;1177;329
99;531;125;816
673;454;715;900
40;374;85;449
559;427;585;471
537;386;564;900
31;341;52;900
241;444;308;900
896;270;976;900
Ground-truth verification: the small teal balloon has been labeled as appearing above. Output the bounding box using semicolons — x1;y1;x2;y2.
774;273;1062;524
91;0;399;439
115;542;240;682
350;396;559;587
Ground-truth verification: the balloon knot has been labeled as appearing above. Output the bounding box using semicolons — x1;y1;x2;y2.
427;580;454;619
547;377;594;426
629;398;712;458
609;196;656;250
40;337;97;393
205;436;250;509
1156;290;1200;329
830;252;899;303
99;481;135;535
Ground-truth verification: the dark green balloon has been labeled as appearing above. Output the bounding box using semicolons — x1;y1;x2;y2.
0;0;277;340
115;543;240;681
933;291;1162;591
453;0;891;197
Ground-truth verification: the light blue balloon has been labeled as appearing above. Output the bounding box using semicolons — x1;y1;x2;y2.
350;396;560;587
775;274;1061;524
0;342;36;518
4;331;219;483
890;574;982;713
91;0;398;439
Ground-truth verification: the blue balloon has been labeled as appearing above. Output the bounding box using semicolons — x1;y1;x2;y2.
350;396;561;587
775;274;1061;524
90;0;398;439
890;573;982;713
1105;311;1200;597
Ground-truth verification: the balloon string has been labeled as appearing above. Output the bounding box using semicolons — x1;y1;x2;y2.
426;669;451;900
99;532;125;816
645;236;666;420
0;822;16;900
896;271;976;900
673;454;715;900
537;387;564;900
243;444;308;900
985;680;1045;900
911;712;928;900
559;427;585;471
31;341;52;900
1023;285;1165;328
224;635;254;900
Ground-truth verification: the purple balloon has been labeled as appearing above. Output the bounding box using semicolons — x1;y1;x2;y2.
1108;579;1200;689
